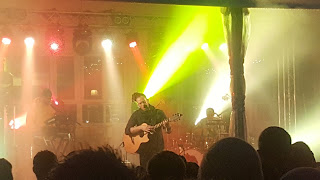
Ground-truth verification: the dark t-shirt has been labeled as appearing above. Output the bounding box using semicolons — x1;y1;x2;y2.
125;105;167;154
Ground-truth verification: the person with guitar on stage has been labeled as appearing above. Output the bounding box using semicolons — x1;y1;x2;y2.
124;92;172;168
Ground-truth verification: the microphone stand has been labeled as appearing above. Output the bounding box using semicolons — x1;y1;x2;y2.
119;141;130;165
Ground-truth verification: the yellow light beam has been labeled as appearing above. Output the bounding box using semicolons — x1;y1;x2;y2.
144;14;208;98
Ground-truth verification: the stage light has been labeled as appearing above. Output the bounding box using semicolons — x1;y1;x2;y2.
51;98;65;112
91;90;99;96
50;42;59;51
0;26;13;45
2;37;11;45
73;25;92;56
9;113;27;130
219;43;228;52
101;39;112;49
129;41;137;48
46;26;65;54
127;32;138;48
201;43;209;50
24;37;35;47
21;26;36;48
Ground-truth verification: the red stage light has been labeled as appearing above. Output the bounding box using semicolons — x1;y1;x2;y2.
47;35;64;54
46;27;65;54
48;40;63;53
50;42;59;51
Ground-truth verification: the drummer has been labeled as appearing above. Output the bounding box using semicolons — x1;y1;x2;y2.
196;108;222;141
202;108;221;122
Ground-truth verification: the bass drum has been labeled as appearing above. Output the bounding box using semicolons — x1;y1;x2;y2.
184;149;204;165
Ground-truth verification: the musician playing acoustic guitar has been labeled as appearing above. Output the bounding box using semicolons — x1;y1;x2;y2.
124;93;171;168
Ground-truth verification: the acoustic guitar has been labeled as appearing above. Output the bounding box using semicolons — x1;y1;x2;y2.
123;113;182;154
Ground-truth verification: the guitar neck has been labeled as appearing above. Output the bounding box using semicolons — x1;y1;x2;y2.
154;119;169;129
152;114;181;129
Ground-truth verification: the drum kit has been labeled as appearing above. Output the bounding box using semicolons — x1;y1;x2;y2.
166;118;229;165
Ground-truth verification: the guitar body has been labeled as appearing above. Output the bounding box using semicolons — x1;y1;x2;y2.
123;123;150;154
123;113;182;154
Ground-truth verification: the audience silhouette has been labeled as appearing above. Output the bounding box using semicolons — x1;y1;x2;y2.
48;146;136;180
134;166;148;180
185;162;199;180
258;126;292;180
0;158;13;180
3;125;320;180
147;150;186;180
290;141;317;169
33;150;58;180
281;167;320;180
199;137;263;180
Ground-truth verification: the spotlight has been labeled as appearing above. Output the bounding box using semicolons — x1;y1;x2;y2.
2;37;11;45
46;26;64;54
129;41;137;48
8;113;27;130
50;42;59;51
48;40;63;53
201;43;209;50
73;25;92;56
24;37;35;47
219;43;228;52
51;98;65;112
0;26;13;45
101;39;112;49
21;26;36;47
127;31;138;48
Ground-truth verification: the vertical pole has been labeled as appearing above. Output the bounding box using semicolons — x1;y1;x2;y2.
282;50;286;129
292;41;297;132
277;59;281;127
287;49;291;131
229;8;247;140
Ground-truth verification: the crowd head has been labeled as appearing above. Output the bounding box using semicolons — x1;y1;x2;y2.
258;126;292;158
147;150;186;180
200;137;263;180
33;150;58;180
0;158;13;180
48;146;136;180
